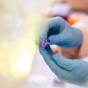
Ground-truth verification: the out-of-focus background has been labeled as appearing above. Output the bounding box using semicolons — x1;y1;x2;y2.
0;0;87;88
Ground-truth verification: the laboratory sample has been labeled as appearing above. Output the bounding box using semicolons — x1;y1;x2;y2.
40;37;50;48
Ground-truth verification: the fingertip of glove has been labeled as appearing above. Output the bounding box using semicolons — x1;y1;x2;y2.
49;36;55;45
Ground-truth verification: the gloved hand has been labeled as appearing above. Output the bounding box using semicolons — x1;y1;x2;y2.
39;45;88;87
40;17;83;48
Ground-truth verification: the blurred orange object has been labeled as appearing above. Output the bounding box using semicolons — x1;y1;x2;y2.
42;12;52;18
42;8;52;18
67;12;86;25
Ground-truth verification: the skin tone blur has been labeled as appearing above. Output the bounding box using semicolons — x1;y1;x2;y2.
66;0;88;11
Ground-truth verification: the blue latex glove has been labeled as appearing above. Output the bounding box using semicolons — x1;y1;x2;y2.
39;45;88;87
40;17;83;48
39;17;88;87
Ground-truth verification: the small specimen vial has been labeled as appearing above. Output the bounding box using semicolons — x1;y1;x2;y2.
40;37;50;48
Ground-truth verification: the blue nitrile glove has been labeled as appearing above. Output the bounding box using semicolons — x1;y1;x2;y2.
39;45;88;87
40;17;83;48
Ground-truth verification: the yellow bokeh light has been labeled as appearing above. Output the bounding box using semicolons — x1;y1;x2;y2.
11;51;32;78
10;40;37;78
0;0;54;79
